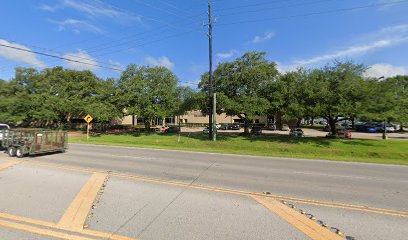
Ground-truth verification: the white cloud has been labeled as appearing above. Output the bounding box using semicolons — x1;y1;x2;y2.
63;50;99;71
0;39;46;68
216;50;239;60
63;0;140;21
108;59;124;69
145;56;175;70
377;0;402;10
39;0;141;22
38;4;58;12
252;31;275;44
364;63;407;78
294;24;408;66
276;62;296;74
49;18;103;34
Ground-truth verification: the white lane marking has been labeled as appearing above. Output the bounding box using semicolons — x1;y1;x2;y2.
293;171;408;183
293;171;370;179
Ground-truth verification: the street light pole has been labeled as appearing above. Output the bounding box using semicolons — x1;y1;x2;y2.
382;120;387;140
378;76;387;140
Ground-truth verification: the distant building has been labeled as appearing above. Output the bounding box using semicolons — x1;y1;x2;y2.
121;110;270;126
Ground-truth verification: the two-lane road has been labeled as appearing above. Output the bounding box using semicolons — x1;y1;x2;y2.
30;144;408;211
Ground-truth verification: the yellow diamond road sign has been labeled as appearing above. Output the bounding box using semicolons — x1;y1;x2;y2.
84;114;93;123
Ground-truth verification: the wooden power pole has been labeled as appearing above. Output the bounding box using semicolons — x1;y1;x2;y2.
207;1;214;141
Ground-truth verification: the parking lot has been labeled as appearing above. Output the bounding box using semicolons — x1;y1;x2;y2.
181;127;408;140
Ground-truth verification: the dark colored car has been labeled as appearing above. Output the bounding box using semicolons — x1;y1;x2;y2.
355;123;380;133
250;126;262;135
164;126;180;133
289;128;304;137
229;124;241;130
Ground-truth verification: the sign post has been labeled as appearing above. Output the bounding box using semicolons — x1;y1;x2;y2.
84;114;93;141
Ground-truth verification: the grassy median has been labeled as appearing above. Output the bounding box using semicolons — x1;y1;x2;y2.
69;133;408;165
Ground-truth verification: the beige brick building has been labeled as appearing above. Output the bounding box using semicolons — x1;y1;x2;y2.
121;110;269;126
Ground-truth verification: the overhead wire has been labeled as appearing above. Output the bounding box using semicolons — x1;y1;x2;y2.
215;0;338;17
0;43;124;72
216;0;408;26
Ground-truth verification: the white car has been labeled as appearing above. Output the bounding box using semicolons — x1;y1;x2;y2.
386;126;396;132
203;127;210;134
0;124;10;142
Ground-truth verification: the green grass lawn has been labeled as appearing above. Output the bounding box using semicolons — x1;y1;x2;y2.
69;133;408;165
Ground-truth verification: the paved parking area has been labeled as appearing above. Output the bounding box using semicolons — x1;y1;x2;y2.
181;127;408;140
0;155;407;239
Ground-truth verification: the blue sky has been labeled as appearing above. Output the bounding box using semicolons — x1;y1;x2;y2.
0;0;408;86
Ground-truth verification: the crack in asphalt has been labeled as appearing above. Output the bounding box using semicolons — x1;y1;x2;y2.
136;158;218;238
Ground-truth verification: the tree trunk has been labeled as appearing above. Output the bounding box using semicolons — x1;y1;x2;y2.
145;120;151;131
296;118;302;128
329;117;337;135
244;119;250;134
311;117;315;126
351;117;355;129
276;112;283;130
400;122;404;132
178;115;181;132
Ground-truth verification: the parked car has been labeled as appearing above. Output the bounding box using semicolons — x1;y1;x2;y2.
267;124;276;130
229;124;241;130
336;128;352;138
203;127;209;134
0;124;10;146
250;126;262;135
164;126;180;133
374;123;396;133
289;128;304;137
221;124;229;130
281;124;290;131
216;124;221;129
355;123;377;133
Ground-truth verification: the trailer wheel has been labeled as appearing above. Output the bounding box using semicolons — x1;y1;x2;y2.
7;147;16;157
16;147;25;158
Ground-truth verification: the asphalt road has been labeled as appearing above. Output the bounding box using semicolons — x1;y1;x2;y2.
32;144;408;211
2;144;408;239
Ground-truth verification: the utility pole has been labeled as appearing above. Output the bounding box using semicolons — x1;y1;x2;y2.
207;1;214;140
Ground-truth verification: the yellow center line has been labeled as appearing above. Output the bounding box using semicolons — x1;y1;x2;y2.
252;195;345;240
0;160;21;171
0;210;137;240
19;160;408;218
58;172;107;231
0;219;96;240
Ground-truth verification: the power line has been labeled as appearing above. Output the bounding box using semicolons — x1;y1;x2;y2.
0;43;125;72
0;40;200;86
215;0;337;18
92;29;198;58
0;37;127;69
217;0;408;26
48;1;206;52
214;0;298;12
